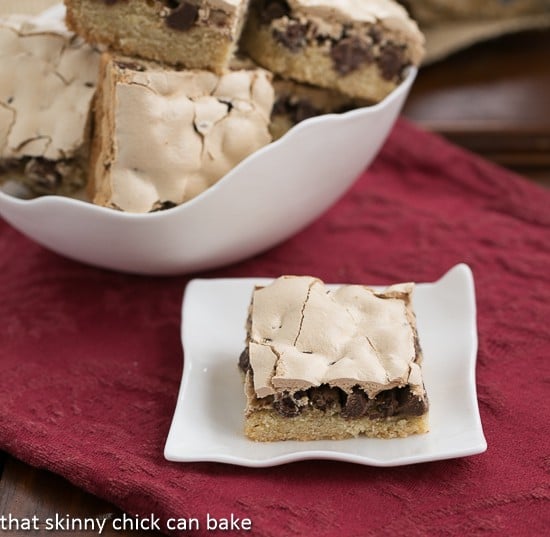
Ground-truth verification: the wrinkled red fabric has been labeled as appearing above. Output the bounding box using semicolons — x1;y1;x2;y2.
1;119;549;536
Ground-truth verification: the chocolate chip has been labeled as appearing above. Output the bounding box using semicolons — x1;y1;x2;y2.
209;9;228;28
274;394;302;417
330;36;374;75
377;43;407;81
150;200;178;212
238;348;250;373
310;386;340;411
293;99;321;123
166;2;199;31
368;26;383;45
273;21;308;52
397;387;428;416
259;0;290;24
367;389;399;419
24;158;63;194
272;98;289;117
273;97;321;125
341;387;369;419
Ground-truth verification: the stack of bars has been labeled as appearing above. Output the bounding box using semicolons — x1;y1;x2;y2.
0;1;424;212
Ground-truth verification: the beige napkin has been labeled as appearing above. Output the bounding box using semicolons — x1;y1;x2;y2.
423;14;550;64
0;1;58;15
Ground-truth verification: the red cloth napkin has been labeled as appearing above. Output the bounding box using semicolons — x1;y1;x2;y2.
1;119;549;536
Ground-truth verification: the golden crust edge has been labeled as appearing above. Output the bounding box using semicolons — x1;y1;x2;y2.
244;407;429;442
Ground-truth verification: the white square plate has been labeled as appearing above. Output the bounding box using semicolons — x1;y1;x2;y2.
164;264;486;467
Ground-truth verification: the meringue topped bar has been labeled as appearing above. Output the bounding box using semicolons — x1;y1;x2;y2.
241;0;425;101
0;15;99;195
90;53;274;212
239;276;429;441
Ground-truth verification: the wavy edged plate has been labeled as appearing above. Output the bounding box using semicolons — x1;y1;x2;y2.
164;264;486;467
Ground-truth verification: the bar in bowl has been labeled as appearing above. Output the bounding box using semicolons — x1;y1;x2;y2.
90;53;274;212
64;0;252;73
0;15;99;195
240;0;425;101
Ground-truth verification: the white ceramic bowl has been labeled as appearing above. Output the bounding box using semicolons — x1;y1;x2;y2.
0;66;415;275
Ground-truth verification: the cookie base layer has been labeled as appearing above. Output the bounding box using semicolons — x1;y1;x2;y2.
65;0;247;73
245;407;429;441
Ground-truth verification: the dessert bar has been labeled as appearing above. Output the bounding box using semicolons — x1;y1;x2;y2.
0;15;99;195
64;0;251;73
241;0;424;101
239;276;429;441
90;53;274;212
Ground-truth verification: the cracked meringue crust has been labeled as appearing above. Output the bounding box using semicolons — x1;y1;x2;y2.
90;53;274;213
0;15;99;195
240;276;429;441
241;0;425;101
64;0;251;73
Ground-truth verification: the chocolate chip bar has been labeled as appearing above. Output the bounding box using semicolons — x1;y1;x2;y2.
64;0;251;73
90;53;274;212
241;0;425;101
0;15;99;195
239;276;429;441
